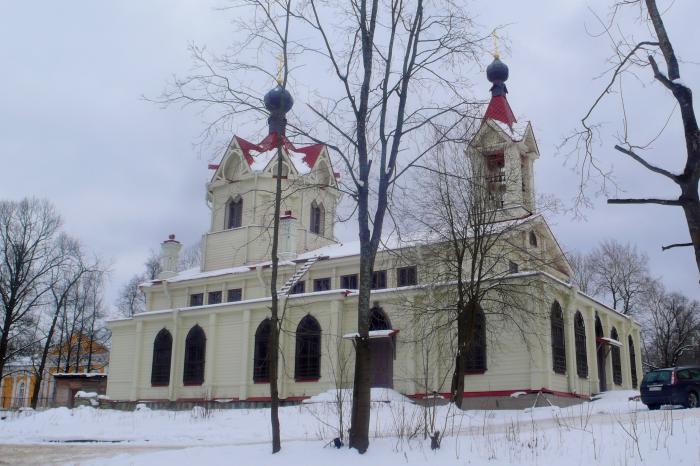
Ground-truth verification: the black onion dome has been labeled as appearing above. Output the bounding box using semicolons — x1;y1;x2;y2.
486;57;509;97
264;84;294;114
486;57;509;83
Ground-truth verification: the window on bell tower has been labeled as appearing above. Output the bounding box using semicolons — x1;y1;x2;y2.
226;196;243;229
310;201;325;235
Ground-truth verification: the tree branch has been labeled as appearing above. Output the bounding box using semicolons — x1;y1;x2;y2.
661;242;693;251
607;198;682;206
613;144;678;182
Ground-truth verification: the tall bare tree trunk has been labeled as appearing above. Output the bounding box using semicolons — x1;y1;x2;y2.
268;142;284;454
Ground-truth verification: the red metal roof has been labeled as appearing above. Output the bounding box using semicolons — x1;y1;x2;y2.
484;95;516;128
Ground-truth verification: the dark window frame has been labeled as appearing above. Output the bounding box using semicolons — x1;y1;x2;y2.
369;305;392;331
151;328;172;387
309;201;325;235
227;288;242;302
183;325;206;386
208;291;222;305
290;281;306;295
294;315;322;381
340;274;358;289
313;277;331;292
551;301;567;374
611;328;622;385
396;266;417;287
508;261;519;274
372;270;387;289
227;197;243;229
529;231;538;247
253;319;272;383
465;306;487;373
574;311;588;378
189;293;204;307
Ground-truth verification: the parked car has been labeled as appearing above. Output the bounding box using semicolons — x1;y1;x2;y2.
640;366;700;410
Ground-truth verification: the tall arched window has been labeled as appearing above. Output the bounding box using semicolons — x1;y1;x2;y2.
253;319;272;382
628;335;638;388
611;327;622;385
183;325;206;385
465;306;487;372
574;312;588;378
151;328;173;386
295;315;322;380
226;196;243;229
310;201;325;235
551;301;566;374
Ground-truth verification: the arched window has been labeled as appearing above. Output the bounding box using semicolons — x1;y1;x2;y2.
551;301;566;374
310;201;325;235
253;319;272;382
369;305;391;331
183;325;206;385
574;312;588;378
465;306;487;372
226;196;243;229
611;327;622;385
529;231;538;247
295;315;322;380
151;328;173;386
628;335;638;388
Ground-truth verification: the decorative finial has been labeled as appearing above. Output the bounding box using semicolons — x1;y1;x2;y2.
492;31;500;60
276;53;284;85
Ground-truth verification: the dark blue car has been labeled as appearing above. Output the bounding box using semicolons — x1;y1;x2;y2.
640;366;700;410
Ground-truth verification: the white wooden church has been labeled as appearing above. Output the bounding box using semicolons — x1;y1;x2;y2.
106;56;643;409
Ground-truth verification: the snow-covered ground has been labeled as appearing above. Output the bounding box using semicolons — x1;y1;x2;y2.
1;390;699;465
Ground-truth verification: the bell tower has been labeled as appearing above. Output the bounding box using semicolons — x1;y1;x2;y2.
469;53;539;219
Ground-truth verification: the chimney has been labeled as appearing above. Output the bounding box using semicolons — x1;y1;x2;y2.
159;234;182;279
278;211;298;261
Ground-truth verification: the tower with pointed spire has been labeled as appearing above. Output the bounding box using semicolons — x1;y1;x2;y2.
469;53;540;220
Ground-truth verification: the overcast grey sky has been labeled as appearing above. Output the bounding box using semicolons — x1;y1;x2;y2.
0;1;696;311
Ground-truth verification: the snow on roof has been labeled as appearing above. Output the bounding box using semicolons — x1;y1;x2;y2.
597;337;623;348
489;119;531;141
343;329;398;339
54;372;107;378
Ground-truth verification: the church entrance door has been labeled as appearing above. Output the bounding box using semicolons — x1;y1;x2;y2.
368;304;394;389
370;338;394;388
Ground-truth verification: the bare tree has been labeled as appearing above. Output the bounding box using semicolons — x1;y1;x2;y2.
642;283;700;369
567;250;596;295
153;0;486;452
291;2;486;452
30;239;104;408
0;198;65;382
398;143;553;407
567;0;700;275
588;239;652;315
178;238;202;271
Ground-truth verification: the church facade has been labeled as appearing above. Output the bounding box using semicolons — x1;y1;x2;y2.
106;58;643;409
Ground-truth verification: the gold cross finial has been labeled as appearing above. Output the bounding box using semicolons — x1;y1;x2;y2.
276;53;284;85
492;31;500;59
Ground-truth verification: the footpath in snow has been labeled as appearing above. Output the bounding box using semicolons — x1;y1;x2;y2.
1;389;699;465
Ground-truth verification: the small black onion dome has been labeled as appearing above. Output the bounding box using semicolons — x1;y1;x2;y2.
486;57;509;83
264;84;294;114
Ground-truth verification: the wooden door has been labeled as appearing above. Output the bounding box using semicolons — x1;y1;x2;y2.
370;338;393;388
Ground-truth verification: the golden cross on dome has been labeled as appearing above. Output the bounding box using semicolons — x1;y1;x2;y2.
492;31;500;59
276;53;284;85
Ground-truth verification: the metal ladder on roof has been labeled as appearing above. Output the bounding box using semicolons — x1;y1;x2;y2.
277;256;319;296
